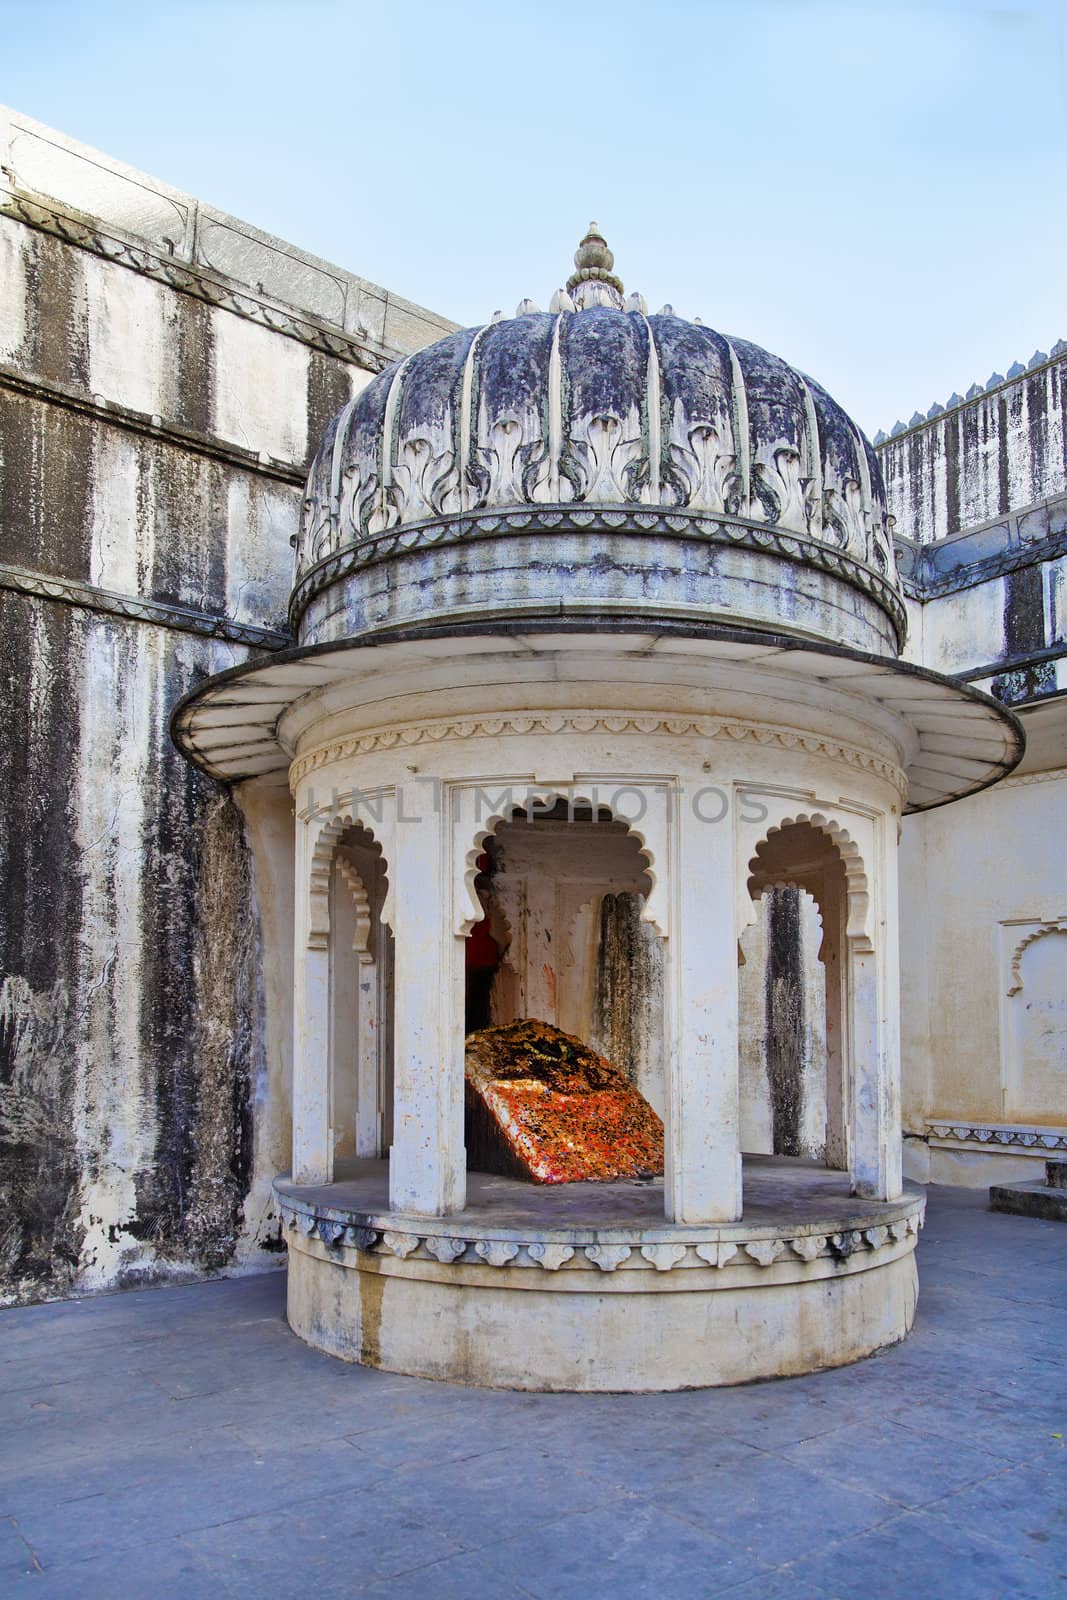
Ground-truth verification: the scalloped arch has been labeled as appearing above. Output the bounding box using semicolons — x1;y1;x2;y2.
747;812;871;951
335;855;374;965
457;791;660;939
1007;921;1067;997
308;811;390;949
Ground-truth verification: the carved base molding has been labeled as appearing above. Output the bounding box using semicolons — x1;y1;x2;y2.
277;1191;922;1275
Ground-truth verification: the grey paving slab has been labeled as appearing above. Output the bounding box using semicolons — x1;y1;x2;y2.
884;1388;1065;1464
724;1575;830;1600
184;1490;465;1597
0;1427;254;1522
788;1509;1055;1600
648;1453;896;1566
380;1444;629;1552
5;1536;222;1599
15;1436;386;1571
462;1501;769;1599
782;1415;1014;1507
0;1187;1062;1599
923;1459;1067;1564
357;1552;541;1600
1;1515;40;1577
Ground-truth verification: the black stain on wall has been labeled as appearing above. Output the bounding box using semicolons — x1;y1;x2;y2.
992;564;1053;702
765;888;804;1158
306;353;357;471
132;705;259;1272
16;231;90;391
593;892;661;1086
172;295;214;438
0;602;263;1302
0;392;95;581
0;592;84;1293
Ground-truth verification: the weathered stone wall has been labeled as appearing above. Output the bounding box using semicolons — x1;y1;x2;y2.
885;354;1067;1187
878;354;1067;548
0;109;453;1301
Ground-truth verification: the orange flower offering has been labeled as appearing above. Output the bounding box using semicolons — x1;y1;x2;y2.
464;1019;664;1184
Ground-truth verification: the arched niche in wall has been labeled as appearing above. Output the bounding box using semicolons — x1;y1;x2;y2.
1001;919;1067;1122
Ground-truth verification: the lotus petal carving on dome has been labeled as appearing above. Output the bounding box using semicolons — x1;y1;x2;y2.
868;529;890;574
750;445;814;535
338;459;382;542
821;476;869;555
299;490;333;568
389;434;462;523
560;412;649;504
467;412;551;509
665;421;742;515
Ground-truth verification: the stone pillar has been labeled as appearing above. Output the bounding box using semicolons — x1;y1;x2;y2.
665;794;742;1223
354;954;380;1157
821;891;850;1172
389;783;466;1215
292;822;332;1185
850;819;902;1201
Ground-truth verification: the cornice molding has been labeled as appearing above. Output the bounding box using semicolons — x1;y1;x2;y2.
0;559;290;651
897;523;1067;603
289;710;906;797
1;189;394;374
0;362;306;488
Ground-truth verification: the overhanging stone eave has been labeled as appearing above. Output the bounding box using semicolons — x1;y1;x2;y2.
169;615;1024;809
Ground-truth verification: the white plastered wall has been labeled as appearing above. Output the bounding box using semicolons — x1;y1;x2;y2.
899;769;1067;1185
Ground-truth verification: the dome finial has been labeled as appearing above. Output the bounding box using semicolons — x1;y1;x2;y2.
573;222;613;276
566;221;625;310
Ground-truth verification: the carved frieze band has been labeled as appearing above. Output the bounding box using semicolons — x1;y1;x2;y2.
1;192;393;374
288;504;908;646
999;769;1067;790
290;711;906;796
278;1198;924;1271
926;1122;1067;1151
0;559;290;650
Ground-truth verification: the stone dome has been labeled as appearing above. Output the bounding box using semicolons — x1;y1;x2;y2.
291;227;903;653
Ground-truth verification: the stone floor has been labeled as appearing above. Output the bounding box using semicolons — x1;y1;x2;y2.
0;1188;1063;1599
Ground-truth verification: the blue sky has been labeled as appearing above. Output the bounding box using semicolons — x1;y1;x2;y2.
3;0;1065;435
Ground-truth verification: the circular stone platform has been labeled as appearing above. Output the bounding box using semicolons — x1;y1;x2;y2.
275;1157;926;1391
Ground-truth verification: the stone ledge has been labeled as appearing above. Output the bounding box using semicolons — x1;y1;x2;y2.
989;1182;1067;1222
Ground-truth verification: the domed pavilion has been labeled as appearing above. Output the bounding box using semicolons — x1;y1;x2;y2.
174;227;1022;1390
